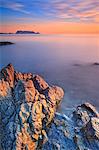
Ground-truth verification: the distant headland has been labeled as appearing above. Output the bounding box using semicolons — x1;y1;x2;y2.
0;30;40;34
0;33;13;34
16;30;40;34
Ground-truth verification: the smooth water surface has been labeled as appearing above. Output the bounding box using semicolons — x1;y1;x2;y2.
0;34;99;112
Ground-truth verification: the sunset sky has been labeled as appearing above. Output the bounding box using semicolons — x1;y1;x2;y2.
0;0;99;34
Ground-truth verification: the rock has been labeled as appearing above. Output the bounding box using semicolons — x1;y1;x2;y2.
43;86;64;107
1;64;99;150
0;64;64;150
0;41;14;46
92;62;99;66
43;103;99;150
82;117;99;140
0;64;14;88
42;113;76;150
16;30;40;34
15;72;33;82
73;64;81;66
73;103;99;127
81;102;99;118
14;79;35;103
0;83;15;150
51;86;64;105
33;75;49;93
0;79;11;97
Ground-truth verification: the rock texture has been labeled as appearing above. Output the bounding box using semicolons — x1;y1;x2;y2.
0;64;64;150
0;64;99;150
43;103;99;150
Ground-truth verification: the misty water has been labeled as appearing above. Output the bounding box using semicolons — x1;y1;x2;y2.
0;34;99;113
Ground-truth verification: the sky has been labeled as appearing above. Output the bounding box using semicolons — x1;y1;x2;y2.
0;0;99;34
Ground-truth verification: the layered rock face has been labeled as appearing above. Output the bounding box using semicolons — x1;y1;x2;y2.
0;64;64;150
43;103;99;150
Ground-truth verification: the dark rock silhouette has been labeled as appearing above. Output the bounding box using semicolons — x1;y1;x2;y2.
92;62;99;66
0;33;13;34
0;41;14;46
16;30;40;34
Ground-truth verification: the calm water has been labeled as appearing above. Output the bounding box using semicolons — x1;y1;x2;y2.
0;34;99;112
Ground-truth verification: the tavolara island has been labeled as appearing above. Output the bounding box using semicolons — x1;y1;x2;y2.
16;30;40;34
0;64;99;150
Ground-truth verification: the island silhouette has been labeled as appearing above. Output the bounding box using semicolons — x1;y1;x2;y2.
0;30;40;34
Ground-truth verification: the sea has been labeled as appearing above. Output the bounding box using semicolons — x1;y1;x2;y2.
0;34;99;113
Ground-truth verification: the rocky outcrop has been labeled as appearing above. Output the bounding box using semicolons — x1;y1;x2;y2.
0;41;14;46
92;62;99;66
43;103;99;150
0;64;99;150
0;64;64;150
0;64;14;88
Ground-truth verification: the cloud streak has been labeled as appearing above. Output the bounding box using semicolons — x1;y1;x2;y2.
30;0;99;23
0;1;30;14
0;0;99;23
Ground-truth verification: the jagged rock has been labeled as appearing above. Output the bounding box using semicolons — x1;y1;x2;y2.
0;64;14;88
14;79;35;103
0;64;99;150
73;103;99;127
0;64;64;150
43;103;99;150
82;117;99;140
33;75;49;93
42;113;77;150
15;72;33;82
0;79;11;97
81;103;99;118
43;86;64;106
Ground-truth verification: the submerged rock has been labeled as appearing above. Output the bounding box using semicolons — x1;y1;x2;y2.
92;62;99;66
0;41;14;46
0;64;64;150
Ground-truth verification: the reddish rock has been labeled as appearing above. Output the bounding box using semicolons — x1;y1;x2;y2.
81;102;99;118
33;75;49;93
0;79;11;97
14;79;35;103
15;72;32;82
0;64;64;150
0;64;14;88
